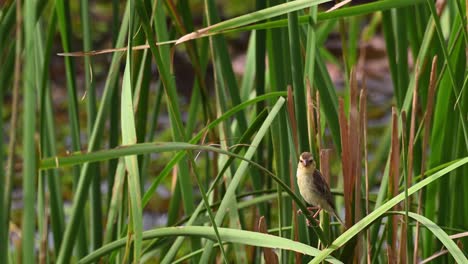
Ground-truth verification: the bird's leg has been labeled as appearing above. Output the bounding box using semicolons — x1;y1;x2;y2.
305;218;321;226
303;208;323;227
297;206;322;226
297;206;318;215
305;217;321;227
312;208;322;219
305;208;322;227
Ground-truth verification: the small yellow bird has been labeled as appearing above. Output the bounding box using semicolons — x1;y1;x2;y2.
296;152;345;226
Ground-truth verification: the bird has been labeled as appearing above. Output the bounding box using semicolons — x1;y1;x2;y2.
296;152;345;226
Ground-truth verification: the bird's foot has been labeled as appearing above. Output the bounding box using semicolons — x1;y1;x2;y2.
297;207;318;215
305;217;321;227
298;207;322;226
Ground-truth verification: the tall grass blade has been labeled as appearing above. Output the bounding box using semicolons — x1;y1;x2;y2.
121;14;143;260
22;0;37;262
56;4;130;262
79;226;342;264
1;2;21;262
79;0;102;251
199;98;286;261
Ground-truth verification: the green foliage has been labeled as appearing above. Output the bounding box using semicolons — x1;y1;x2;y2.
0;0;466;263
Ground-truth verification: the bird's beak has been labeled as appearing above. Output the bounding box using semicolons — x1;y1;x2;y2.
301;160;310;167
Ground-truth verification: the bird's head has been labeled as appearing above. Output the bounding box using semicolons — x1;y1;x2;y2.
298;152;315;169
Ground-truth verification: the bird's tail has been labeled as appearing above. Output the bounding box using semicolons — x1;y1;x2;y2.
333;211;346;227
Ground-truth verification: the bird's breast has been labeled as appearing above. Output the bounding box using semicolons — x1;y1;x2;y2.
297;170;320;205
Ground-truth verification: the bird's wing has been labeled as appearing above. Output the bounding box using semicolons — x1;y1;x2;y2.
313;169;336;210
